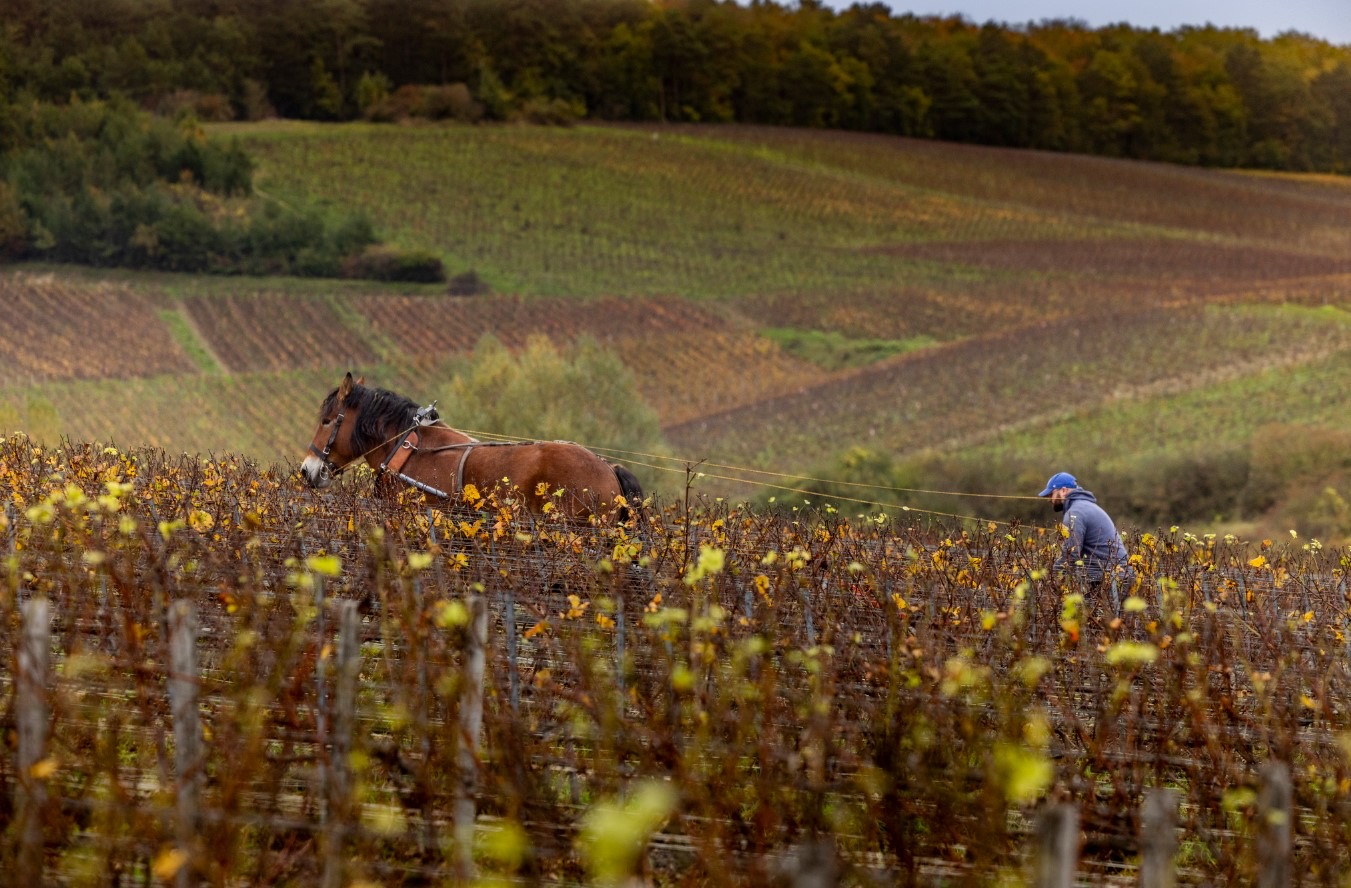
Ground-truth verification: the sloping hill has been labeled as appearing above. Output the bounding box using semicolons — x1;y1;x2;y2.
1;123;1348;518
664;305;1351;473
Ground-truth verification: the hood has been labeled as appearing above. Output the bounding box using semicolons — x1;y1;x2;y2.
1065;488;1098;508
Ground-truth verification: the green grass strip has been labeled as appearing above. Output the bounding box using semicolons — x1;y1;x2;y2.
760;327;938;371
158;307;221;374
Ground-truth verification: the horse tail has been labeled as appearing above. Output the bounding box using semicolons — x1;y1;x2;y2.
612;463;644;522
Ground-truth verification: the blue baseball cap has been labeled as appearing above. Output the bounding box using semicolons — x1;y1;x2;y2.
1038;472;1078;497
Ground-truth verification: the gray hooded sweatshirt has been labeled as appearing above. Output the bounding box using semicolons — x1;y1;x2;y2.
1055;488;1130;584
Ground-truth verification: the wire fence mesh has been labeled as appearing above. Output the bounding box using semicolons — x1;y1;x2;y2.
2;437;1350;884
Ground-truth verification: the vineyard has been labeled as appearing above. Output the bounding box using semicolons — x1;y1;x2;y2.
691;127;1351;254
228;123;1351;308
666;305;1351;482
349;294;716;355
0;275;195;384
0;368;352;460
183;293;379;373
0;123;1348;524
4;437;1351;884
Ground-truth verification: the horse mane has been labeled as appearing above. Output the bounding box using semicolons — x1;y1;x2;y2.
321;382;422;456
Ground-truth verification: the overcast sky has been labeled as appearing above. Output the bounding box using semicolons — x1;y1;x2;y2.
824;1;1351;46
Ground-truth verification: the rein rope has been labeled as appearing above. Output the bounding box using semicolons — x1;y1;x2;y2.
318;399;1043;526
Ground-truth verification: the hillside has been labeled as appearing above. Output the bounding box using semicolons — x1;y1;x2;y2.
1;123;1348;530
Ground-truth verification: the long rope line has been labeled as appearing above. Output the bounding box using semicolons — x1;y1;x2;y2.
320;405;1036;527
455;427;1044;502
682;466;1022;526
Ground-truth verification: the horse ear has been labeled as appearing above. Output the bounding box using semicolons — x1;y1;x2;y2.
338;372;354;399
355;375;365;385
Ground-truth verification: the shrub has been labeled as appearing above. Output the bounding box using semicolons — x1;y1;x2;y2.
447;269;490;296
475;64;514;121
1299;482;1351;542
341;245;446;282
364;83;482;123
356;71;393;119
1;98;448;278
1244;424;1351;512
291;245;341;277
198;140;253;196
329;212;378;259
420;84;482;121
448;334;668;491
365;84;421;122
515;96;585;126
782;444;1269;530
150;90;236;122
1102;449;1251;528
153;201;223;272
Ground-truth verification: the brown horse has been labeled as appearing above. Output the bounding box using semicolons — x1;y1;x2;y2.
300;373;643;521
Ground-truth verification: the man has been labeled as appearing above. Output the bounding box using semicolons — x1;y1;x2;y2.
1038;471;1132;592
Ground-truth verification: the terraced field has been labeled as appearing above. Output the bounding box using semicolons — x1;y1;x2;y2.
2;123;1349;519
0;274;195;382
183;293;379;372
664;305;1351;478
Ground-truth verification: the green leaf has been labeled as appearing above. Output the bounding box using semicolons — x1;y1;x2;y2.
995;742;1053;804
577;781;678;885
305;554;342;577
1105;641;1159;667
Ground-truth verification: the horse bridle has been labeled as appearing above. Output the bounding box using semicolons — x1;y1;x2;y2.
308;407;347;476
308;400;441;480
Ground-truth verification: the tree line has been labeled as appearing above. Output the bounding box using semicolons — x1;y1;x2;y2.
2;0;1350;172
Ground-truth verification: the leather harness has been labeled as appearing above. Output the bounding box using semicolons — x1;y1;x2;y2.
317;399;550;501
376;428;482;500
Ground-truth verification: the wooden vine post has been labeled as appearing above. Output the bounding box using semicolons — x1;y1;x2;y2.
168;600;202;888
1257;761;1292;888
1033;803;1079;888
323;600;362;888
1140;787;1180;888
452;592;489;883
17;597;51;885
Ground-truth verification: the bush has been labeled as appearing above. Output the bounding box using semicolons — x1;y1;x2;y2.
447;334;668;492
786;448;1048;522
420;84;482;121
356;71;393;119
364;83;482;123
1101;449;1251;528
1262;476;1351;542
149;90;236;122
515;96;585;126
152;201;223;272
341;245;446;282
1243;424;1351;513
781;443;1266;530
291;245;340;277
329;212;378;259
199;140;253;196
447;269;490;296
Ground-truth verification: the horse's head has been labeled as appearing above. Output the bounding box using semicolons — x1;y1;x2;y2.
300;372;364;489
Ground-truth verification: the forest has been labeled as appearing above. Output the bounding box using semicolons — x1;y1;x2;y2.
2;0;1350;173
